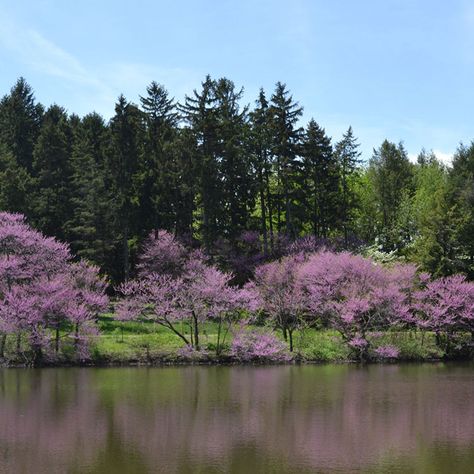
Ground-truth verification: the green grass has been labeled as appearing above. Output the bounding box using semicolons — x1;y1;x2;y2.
93;314;226;362
0;314;449;365
293;329;350;361
92;317;446;363
369;331;443;361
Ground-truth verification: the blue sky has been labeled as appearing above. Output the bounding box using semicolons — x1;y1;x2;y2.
1;0;474;163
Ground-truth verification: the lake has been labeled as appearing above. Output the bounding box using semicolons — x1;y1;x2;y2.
1;364;474;473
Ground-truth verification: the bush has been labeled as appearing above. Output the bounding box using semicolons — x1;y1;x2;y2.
230;328;292;363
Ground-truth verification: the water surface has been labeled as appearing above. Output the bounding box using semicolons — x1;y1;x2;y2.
1;364;474;473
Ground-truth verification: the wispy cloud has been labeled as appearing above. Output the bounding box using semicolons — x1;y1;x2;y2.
0;10;200;117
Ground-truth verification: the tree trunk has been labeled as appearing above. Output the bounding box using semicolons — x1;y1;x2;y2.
192;311;200;350
288;329;294;352
55;326;60;353
266;170;274;252
32;345;43;367
0;334;6;358
259;168;268;257
123;221;130;281
74;323;79;353
216;319;222;356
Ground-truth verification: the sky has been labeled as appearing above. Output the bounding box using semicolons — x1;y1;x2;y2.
1;0;474;163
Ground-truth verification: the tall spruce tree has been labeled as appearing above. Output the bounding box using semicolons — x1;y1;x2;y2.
269;82;303;237
334;126;362;244
213;78;254;239
169;128;196;237
300;119;338;238
180;75;221;250
65;112;112;269
139;82;178;233
32;105;72;240
0;77;43;172
107;95;144;280
250;89;273;254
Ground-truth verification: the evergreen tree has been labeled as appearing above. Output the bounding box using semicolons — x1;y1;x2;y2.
368;140;413;250
334;126;362;244
213;77;254;239
0;143;32;214
107;95;144;280
139;82;178;233
32;105;73;240
180;75;221;250
65;113;112;269
300;119;338;238
250;89;273;254
169;128;196;237
447;143;474;277
269;82;303;237
0;77;43;172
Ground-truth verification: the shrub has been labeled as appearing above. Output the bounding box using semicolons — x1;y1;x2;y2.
230;328;292;363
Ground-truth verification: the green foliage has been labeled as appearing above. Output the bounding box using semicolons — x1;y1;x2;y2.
369;331;443;361
295;329;350;362
1;77;474;282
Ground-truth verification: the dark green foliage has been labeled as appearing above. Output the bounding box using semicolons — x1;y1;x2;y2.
139;82;178;233
368;140;414;250
32;105;73;240
180;75;255;249
0;77;43;171
0;77;473;282
0;143;32;214
269;82;303;237
447;143;474;277
300;119;338;238
180;75;221;249
65;113;113;269
334;126;362;244
249;89;273;255
107;95;145;280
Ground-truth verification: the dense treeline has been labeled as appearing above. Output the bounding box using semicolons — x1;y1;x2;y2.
1;77;473;282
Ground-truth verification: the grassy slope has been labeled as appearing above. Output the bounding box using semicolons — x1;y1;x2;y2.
91;314;442;363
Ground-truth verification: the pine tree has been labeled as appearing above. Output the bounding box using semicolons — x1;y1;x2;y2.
213;77;254;239
447;143;474;277
269;82;303;237
0;77;43;172
169;128;196;237
32;105;73;240
107;95;144;280
65;113;112;269
139;82;178;233
300;119;338;238
334;126;362;244
250;89;273;254
0;143;32;213
180;75;221;250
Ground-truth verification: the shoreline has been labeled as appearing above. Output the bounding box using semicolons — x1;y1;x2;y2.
0;355;450;369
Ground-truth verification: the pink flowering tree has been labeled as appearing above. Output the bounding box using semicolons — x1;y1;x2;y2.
297;251;414;361
0;212;108;364
413;274;474;356
136;230;189;278
252;253;308;352
117;234;249;354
